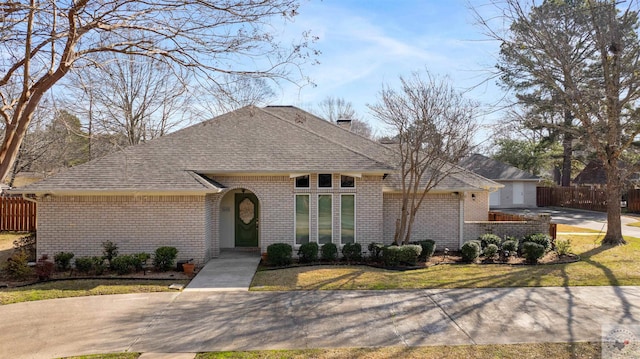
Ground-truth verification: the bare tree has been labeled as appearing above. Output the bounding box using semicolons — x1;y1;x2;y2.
475;0;640;245
368;71;479;245
316;96;374;138
66;54;191;147
199;74;276;115
0;0;316;182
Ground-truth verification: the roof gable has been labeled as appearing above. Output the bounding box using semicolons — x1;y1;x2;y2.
16;106;395;194
459;154;540;181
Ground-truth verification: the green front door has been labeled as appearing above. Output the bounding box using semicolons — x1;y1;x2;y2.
235;193;259;247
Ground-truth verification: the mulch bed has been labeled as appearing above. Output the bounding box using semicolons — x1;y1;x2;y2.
260;250;581;272
0;268;192;288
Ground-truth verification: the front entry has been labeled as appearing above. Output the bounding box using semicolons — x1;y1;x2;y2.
235;193;259;247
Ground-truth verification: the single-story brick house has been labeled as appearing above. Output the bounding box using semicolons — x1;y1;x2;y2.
14;106;509;264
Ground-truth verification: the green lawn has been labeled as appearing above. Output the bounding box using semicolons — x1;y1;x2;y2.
251;233;640;290
59;342;600;359
0;279;189;305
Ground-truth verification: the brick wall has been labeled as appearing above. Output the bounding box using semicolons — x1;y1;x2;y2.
464;191;489;221
464;214;551;242
383;193;461;249
37;195;207;263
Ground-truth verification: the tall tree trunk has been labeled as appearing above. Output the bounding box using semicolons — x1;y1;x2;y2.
602;161;625;245
561;109;573;187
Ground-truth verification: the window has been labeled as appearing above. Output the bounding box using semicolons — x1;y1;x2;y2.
295;175;309;188
340;175;355;188
295;195;310;245
341;194;355;244
318;173;332;188
318;195;332;244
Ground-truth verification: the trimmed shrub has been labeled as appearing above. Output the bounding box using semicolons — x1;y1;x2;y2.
102;241;119;267
321;243;338;261
523;233;552;251
483;244;499;259
74;257;94;274
479;234;502;249
4;250;32;280
298;242;319;263
54;252;75;271
35;254;55;280
522;242;546;263
397;245;422;266
132;252;151;271
461;241;481;263
153;246;178;272
368;242;384;261
382;245;401;266
111;255;135;275
411;240;436;261
341;242;362;262
267;243;293;266
555;239;572;256
502;239;518;253
92;256;106;275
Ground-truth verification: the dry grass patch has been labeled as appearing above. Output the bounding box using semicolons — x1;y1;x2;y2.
0;232;27;263
251;234;640;290
0;279;189;305
556;224;603;233
197;342;600;359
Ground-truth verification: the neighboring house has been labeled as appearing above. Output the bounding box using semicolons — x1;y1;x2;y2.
460;154;540;209
13;106;504;264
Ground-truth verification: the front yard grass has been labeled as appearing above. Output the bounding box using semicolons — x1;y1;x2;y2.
251;233;640;290
0;279;189;305
59;342;600;359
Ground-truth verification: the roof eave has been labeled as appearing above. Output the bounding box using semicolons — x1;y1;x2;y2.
7;188;223;197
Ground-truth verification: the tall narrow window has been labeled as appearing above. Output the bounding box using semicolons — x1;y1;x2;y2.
318;195;332;245
341;194;355;244
295;195;310;245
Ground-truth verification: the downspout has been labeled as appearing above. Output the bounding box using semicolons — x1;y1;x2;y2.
459;192;464;248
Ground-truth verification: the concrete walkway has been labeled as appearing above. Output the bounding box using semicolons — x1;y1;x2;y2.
185;250;261;292
1;287;639;358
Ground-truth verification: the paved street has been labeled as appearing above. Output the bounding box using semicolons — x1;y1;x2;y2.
1;287;639;358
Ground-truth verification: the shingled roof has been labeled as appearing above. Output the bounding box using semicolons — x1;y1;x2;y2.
13;106;498;195
459;154;540;182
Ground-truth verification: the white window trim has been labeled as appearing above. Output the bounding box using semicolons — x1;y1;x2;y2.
294;194;310;246
317;173;333;189
340;194;356;244
317;194;333;245
294;174;310;189
339;174;356;189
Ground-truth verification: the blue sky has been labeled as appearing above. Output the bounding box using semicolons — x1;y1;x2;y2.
274;0;506;144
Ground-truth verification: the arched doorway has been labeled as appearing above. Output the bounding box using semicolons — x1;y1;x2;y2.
219;189;260;249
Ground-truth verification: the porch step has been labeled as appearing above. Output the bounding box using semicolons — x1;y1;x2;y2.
222;247;260;252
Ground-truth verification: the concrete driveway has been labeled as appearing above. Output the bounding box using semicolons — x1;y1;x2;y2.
1;287;640;358
504;207;640;238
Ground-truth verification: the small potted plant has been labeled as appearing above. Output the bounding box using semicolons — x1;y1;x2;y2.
182;259;195;275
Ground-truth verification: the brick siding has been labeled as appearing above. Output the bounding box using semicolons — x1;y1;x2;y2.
383;192;461;249
464;214;551;242
37;195;207;263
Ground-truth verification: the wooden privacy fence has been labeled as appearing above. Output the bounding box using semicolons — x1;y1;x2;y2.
627;189;640;213
537;187;608;212
488;211;557;239
0;195;36;232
